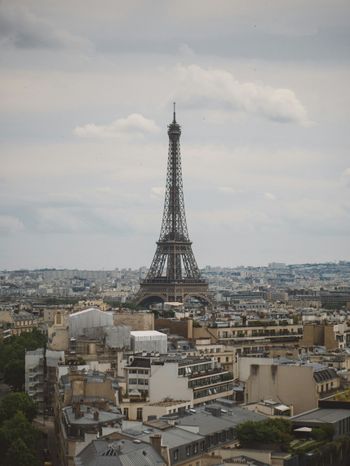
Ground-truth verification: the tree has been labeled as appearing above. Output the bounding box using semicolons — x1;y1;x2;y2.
0;329;47;390
4;438;40;466
0;412;41;466
3;359;25;391
0;392;37;423
235;418;293;449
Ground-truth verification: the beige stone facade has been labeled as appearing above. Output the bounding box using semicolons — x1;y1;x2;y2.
114;310;154;330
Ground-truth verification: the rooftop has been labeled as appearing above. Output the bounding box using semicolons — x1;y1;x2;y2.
292;408;350;424
174;405;266;436
63;405;122;426
75;437;165;466
148;400;190;407
130;330;167;337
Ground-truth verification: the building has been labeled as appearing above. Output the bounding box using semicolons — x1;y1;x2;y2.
301;322;348;350
114;310;154;330
193;321;303;358
25;347;64;414
131;330;167;354
48;310;69;351
61;404;123;466
117;401;266;466
55;368;123;466
292;407;350;438
69;307;114;338
149;355;234;406
243;358;340;415
0;309;39;336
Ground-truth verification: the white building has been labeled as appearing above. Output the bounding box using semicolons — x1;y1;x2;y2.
130;330;167;354
69;307;114;338
25;348;64;413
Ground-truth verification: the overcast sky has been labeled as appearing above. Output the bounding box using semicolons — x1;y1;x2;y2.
1;0;350;270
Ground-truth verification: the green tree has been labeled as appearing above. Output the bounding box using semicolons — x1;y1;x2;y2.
3;359;25;391
0;392;37;422
0;329;47;389
0;412;41;465
235;418;293;449
4;438;40;466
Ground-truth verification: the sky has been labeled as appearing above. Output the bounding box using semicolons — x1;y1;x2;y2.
1;0;350;270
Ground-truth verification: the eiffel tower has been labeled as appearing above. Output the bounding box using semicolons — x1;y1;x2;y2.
136;105;211;307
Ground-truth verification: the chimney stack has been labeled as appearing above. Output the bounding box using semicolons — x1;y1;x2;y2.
74;402;82;419
150;434;162;455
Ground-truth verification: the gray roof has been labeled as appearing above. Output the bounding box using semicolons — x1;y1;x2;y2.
292;408;350;424
224;456;268;466
64;405;123;426
75;438;165;466
122;423;203;448
175;406;266;436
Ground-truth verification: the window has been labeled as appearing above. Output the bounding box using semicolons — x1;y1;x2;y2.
186;446;191;456
193;443;198;454
136;407;143;420
173;449;179;461
123;408;129;419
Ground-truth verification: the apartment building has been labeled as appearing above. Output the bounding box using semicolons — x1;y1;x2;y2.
243;358;340;414
0;309;39;336
301;322;349;350
25;347;64;414
55;368;122;466
193;321;303;358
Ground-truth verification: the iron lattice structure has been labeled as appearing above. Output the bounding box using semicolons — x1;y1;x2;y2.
136;107;211;306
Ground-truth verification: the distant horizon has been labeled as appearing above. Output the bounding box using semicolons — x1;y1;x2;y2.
2;258;350;273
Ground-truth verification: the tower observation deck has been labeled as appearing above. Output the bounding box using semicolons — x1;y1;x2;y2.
135;105;211;307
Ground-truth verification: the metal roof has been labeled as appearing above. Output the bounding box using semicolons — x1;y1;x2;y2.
292;408;350;424
75;438;165;466
175;406;265;436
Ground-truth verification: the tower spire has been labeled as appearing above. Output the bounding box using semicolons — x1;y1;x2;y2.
173;101;176;123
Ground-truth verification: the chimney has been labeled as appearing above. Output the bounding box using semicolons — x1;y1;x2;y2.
93;410;99;421
74;402;82;419
150;434;162;455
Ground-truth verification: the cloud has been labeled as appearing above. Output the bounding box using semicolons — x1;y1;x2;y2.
341;168;350;187
0;215;24;235
151;187;165;198
217;186;243;194
74;114;161;139
174;64;312;126
264;192;276;200
0;3;91;50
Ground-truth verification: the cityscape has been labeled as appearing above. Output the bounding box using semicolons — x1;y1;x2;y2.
1;2;350;466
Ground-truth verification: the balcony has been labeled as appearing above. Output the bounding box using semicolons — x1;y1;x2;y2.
190;373;233;389
189;368;229;379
